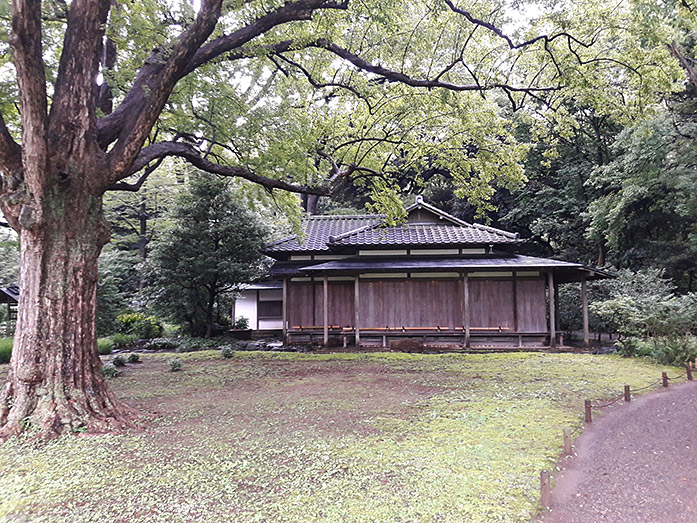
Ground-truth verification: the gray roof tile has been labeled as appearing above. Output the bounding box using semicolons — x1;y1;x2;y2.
329;223;518;247
264;215;382;252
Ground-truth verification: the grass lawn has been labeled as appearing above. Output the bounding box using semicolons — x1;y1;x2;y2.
0;351;673;522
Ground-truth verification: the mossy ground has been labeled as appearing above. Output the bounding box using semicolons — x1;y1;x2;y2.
0;351;673;522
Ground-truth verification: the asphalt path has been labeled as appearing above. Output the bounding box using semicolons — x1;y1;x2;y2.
541;379;697;522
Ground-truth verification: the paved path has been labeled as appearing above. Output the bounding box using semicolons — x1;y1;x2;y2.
542;379;697;522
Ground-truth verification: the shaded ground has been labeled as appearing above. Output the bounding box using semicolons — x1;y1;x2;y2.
0;351;674;522
542;379;697;522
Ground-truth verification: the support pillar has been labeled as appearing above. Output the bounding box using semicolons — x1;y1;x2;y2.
512;271;518;333
548;271;556;347
581;276;589;346
463;273;470;348
323;276;329;347
282;279;287;342
354;275;360;346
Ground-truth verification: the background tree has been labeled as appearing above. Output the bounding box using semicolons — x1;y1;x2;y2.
148;173;267;337
586;111;697;290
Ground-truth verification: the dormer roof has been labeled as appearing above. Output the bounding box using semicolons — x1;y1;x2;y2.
263;198;520;255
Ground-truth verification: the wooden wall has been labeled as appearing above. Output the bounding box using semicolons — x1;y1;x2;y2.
287;281;354;327
515;278;547;332
359;280;461;329
288;276;548;332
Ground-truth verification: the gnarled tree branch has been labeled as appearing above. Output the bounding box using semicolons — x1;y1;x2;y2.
310;39;563;94
97;0;348;154
114;141;330;196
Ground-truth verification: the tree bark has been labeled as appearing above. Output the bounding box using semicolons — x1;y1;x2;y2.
0;188;132;441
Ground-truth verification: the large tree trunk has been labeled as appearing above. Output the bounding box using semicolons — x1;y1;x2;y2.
0;192;132;441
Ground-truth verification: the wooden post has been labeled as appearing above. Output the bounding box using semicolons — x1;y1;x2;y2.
662;371;669;387
463;274;470;348
624;384;631;402
323;276;328;347
512;271;518;333
548;272;556;347
584;399;592;423
581;276;589;346
540;470;551;508
311;276;316;326
562;428;572;456
553;280;560;341
687;363;693;381
354;276;360;346
256;289;260;331
282;279;288;342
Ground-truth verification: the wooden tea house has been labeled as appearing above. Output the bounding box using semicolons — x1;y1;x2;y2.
259;197;610;349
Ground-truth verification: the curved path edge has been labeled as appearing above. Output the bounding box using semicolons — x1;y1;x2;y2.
539;379;697;523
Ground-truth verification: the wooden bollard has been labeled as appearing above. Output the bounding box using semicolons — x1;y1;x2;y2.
662;371;669;387
562;428;572;456
624;384;631;402
540;470;551;508
687;363;693;381
584;399;592;423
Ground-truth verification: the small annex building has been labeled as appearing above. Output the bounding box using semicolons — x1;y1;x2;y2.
241;197;610;348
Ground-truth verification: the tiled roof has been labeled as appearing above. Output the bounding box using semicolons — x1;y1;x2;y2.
264;215;382;253
328;222;518;247
263;198;519;253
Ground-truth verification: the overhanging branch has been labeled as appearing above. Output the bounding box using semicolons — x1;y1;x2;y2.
310;39;563;94
98;0;349;151
115;141;330;196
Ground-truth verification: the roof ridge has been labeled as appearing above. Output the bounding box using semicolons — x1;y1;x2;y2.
263;233;299;249
469;222;519;239
408;197;519;239
328;222;382;243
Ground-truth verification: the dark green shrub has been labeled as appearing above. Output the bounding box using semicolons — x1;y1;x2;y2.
97;338;114;355
637;336;697;366
101;363;120;378
167;358;182;372
220;346;235;359
173;337;219;353
112;355;126;367
232;317;249;330
0;338;12;364
144;338;179;351
614;337;639;358
127;353;140;363
116;312;164;339
110;333;139;349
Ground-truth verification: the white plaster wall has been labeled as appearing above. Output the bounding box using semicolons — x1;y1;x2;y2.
235;290;258;329
259;319;283;330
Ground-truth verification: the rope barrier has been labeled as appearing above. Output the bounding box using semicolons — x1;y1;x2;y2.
631;380;663;392
593;396;624;409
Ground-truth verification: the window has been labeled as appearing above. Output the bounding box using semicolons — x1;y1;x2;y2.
258;300;282;319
